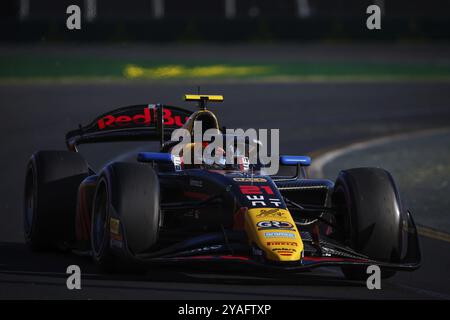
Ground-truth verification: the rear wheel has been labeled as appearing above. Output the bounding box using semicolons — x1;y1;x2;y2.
332;168;407;280
91;162;160;272
24;151;89;250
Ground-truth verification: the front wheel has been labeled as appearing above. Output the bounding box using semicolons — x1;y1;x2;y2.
332;167;408;280
91;162;161;272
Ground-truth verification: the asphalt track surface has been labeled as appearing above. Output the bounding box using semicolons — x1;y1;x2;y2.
4;43;450;63
315;128;450;233
1;82;450;299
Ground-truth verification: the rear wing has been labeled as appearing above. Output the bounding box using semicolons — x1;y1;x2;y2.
65;104;192;151
184;94;223;110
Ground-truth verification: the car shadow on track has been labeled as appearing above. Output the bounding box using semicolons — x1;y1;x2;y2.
0;242;365;288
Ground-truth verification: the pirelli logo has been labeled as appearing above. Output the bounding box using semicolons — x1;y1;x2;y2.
267;241;297;246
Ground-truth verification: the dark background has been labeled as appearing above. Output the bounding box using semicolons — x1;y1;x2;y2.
1;0;450;42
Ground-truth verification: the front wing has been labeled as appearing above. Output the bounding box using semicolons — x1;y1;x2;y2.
117;229;420;273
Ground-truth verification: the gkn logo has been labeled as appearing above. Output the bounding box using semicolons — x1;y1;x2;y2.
257;220;294;230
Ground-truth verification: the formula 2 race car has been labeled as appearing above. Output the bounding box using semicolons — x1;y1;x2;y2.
24;94;420;280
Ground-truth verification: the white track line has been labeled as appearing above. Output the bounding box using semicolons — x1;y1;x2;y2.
416;225;450;243
309;126;450;243
310;126;450;178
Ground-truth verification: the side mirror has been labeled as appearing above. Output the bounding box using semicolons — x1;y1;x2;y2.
138;152;183;172
274;155;311;180
279;155;311;167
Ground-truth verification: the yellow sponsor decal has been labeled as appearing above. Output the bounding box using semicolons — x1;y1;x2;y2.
255;208;286;218
110;218;120;235
256;220;294;231
272;248;297;252
245;208;303;262
267;241;298;246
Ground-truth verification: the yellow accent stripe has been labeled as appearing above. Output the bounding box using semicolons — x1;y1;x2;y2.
417;225;450;243
184;94;224;102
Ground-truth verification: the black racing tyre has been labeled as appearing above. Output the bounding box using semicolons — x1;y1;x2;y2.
24;151;89;250
332;167;407;281
91;162;160;272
